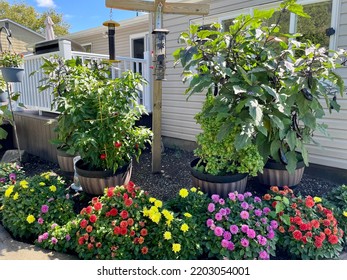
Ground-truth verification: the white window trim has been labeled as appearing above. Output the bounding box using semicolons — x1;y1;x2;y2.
129;32;149;58
81;43;92;53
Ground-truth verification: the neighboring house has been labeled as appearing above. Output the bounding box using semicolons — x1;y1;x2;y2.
0;19;45;53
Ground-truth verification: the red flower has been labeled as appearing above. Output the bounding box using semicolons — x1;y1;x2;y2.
328;235;339;245
86;206;93;214
80;208;86;215
86;225;93;233
314;239;323;248
294;217;303;226
339;229;344;238
127;218;134;226
299;224;308;231
96;242;102;248
80;219;88;228
263;194;271;201
139;221;145;228
301;236;307;244
271;201;277;208
113;226;121;235
293;230;303;241
290;217;295;224
327;214;334;221
94;202;102;211
109;208;118;217
120;227;127;236
305;196;315;208
333;227;338;235
83;233;89;241
288;225;296;232
323;219;330;227
311;220;320;229
291;203;297;209
120;210;129;219
319;232;326;241
114;141;122;148
130;230;136;237
87;243;94;250
78;237;85;245
120;221;128;228
140;228;148;237
316;204;324;212
89;214;97;223
141;246;148;255
305;231;313;238
324;228;332;236
100;154;106;160
91;197;99;204
107;187;115;197
123;193;129;200
270;186;279;193
126;181;135;193
133;237;139;244
125;198;133;207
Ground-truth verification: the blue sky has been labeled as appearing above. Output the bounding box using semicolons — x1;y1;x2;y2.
8;0;139;33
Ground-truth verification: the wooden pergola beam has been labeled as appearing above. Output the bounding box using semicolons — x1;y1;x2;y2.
106;0;210;15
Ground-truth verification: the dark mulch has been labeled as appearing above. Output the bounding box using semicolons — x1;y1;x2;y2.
20;147;341;200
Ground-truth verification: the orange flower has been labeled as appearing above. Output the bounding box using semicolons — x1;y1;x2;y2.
270;186;279;193
324;228;332;236
86;225;93;233
279;226;285;233
263;194;272;201
138;236;144;244
141;246;148;254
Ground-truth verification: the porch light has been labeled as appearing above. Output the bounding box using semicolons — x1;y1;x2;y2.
103;9;120;62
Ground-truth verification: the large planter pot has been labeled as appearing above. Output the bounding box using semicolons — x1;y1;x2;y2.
0;91;8;102
190;158;248;197
257;157;305;187
56;148;76;176
0;67;25;83
75;159;132;195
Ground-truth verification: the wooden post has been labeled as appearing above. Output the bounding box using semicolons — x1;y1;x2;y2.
151;0;165;173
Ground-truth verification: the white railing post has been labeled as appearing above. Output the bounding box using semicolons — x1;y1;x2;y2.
59;40;72;59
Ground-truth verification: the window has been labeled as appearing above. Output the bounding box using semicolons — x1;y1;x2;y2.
82;43;92;53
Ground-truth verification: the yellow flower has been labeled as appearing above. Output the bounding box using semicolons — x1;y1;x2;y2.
163;231;172;240
198;191;204;195
190;187;197;192
20;180;29;189
39;182;46;186
4;186;14;197
184;213;192;218
180;223;189;232
179;188;189;198
343;211;347;217
172;243;181;253
13;192;19;200
314;197;322;203
149;197;156;203
26;214;35;224
154;200;163;208
151;212;161;224
49;185;57;192
162;209;174;226
0;205;3;211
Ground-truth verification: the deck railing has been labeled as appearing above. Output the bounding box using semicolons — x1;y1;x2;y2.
13;40;152;113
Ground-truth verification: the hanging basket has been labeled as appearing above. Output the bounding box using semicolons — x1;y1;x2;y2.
0;67;25;83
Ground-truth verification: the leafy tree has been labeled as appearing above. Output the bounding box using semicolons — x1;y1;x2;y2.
0;0;69;36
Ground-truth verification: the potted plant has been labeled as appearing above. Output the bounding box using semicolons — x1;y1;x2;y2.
52;58;152;195
0;50;24;83
174;0;346;187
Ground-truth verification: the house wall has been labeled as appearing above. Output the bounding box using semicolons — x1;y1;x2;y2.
66;14;149;57
163;0;347;169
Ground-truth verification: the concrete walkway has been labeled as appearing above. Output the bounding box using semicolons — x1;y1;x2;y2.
0;223;346;260
0;224;77;260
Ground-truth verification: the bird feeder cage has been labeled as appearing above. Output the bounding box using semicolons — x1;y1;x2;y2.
103;18;120;62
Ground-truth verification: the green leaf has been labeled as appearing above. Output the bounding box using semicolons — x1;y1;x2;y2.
286;151;298;174
282;214;291;226
286;130;297;151
287;3;310;18
247;99;263;126
283;197;290;205
217;122;234;142
270;140;281;159
236;65;252;86
253;8;275;19
262;85;279;100
270;115;284;130
275;202;285;213
301;113;316;129
234;133;251;151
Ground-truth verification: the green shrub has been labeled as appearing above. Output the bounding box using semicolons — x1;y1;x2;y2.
1;172;75;241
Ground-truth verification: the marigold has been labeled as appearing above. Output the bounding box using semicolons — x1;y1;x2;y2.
343;211;347;217
49;185;57;192
172;243;181;253
39;182;45;186
184;213;192;218
313;196;322;203
26;214;35;224
180;223;189;233
4;186;14;197
164;231;172;240
190;187;197;192
154;200;163;208
20;180;29;189
179;188;189;198
149;197;156;203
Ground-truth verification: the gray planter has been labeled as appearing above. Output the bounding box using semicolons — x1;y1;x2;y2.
0;67;24;83
190;158;248;197
0;91;7;102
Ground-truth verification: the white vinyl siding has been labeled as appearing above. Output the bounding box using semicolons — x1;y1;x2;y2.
164;0;347;169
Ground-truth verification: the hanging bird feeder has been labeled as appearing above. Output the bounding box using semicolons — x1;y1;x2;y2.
103;9;120;62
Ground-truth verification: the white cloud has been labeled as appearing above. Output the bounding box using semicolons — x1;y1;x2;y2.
36;0;56;9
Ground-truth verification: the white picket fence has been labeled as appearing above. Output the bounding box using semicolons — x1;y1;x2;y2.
13;40;152;113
